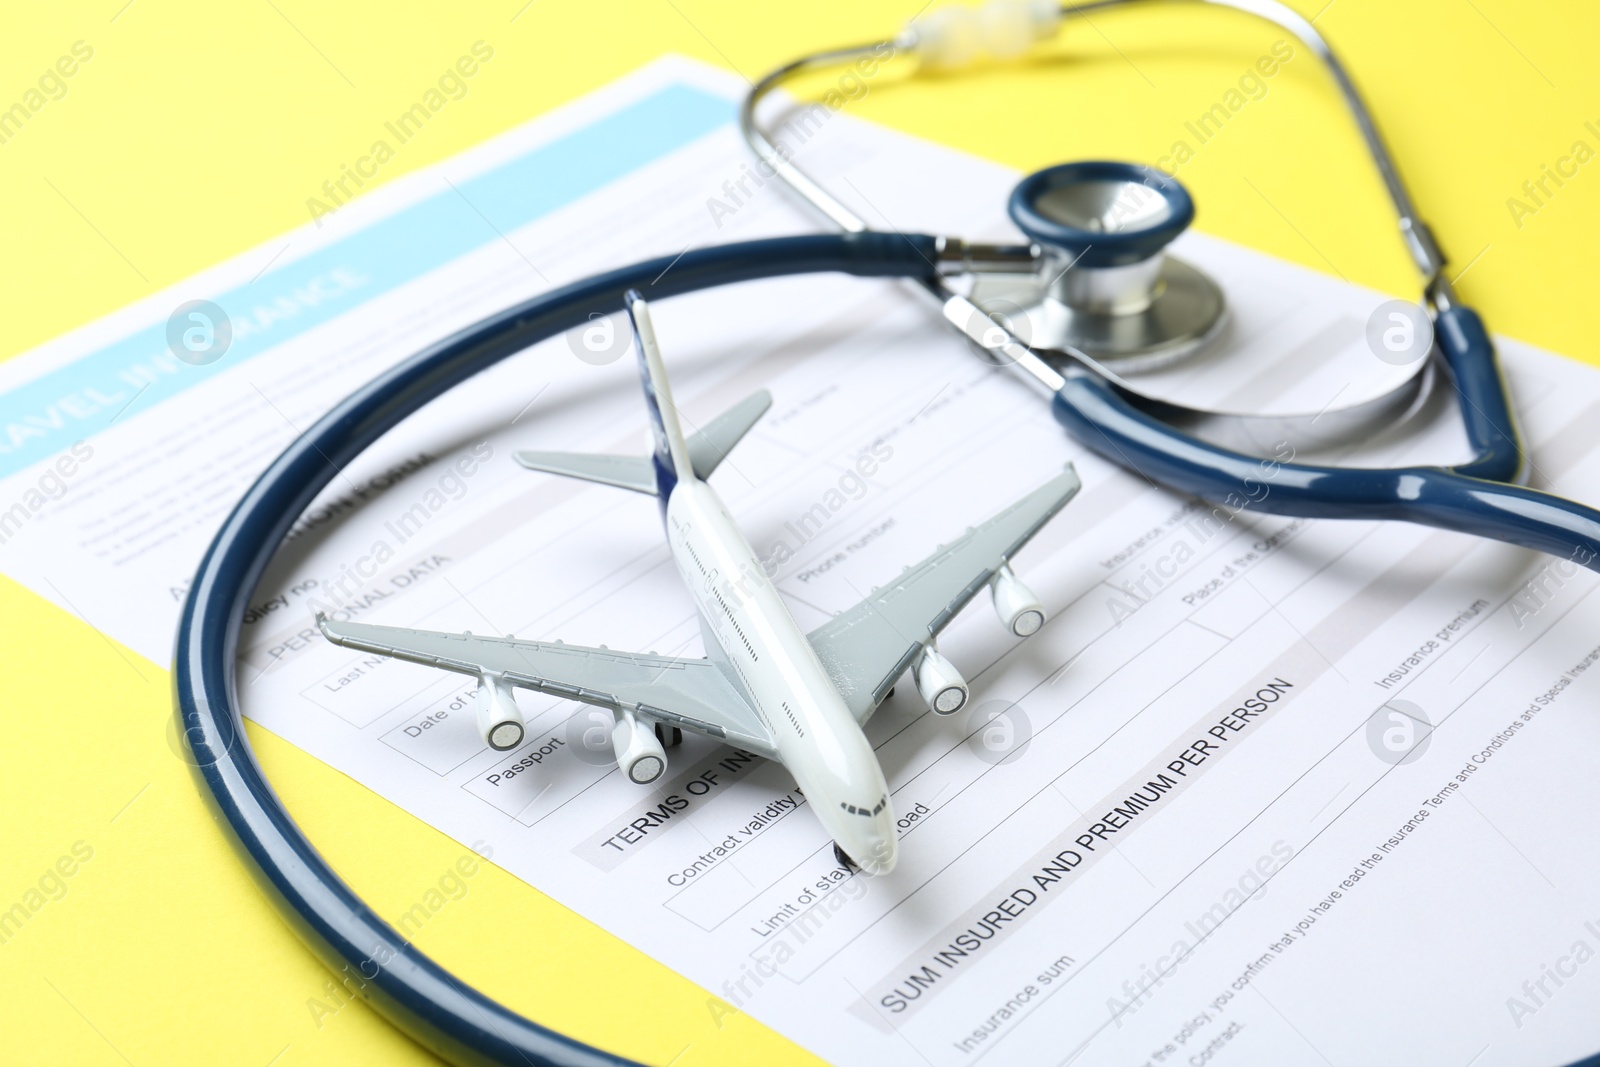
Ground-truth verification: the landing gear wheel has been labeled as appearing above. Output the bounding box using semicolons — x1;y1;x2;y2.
654;723;683;748
834;842;860;873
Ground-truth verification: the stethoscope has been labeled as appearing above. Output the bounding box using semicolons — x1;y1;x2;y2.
172;3;1600;1065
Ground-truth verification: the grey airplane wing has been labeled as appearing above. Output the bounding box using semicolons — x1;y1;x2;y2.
317;615;776;756
806;464;1081;723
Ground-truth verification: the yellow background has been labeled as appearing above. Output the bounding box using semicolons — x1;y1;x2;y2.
1;2;1596;1064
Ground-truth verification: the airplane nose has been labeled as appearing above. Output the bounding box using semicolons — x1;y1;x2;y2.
860;825;898;876
861;849;897;876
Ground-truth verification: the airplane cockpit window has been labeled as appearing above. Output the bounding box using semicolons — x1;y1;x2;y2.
840;795;890;817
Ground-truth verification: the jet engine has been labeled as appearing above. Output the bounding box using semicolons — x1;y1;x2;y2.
991;564;1045;637
913;645;968;715
612;710;668;784
474;674;526;751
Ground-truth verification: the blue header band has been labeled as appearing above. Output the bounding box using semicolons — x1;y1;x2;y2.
0;83;732;479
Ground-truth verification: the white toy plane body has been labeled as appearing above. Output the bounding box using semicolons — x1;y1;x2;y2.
319;292;1080;874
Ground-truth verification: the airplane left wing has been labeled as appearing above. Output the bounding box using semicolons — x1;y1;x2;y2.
317;616;776;756
805;465;1081;723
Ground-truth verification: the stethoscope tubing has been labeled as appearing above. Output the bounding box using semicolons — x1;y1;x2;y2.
171;228;1600;1067
173;233;938;1067
1053;303;1600;570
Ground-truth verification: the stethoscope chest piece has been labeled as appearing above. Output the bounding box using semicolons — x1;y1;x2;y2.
971;161;1226;371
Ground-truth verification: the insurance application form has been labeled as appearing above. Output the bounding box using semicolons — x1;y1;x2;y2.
6;56;1600;1067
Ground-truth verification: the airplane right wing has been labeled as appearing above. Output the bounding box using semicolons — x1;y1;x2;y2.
318;615;777;756
805;465;1081;723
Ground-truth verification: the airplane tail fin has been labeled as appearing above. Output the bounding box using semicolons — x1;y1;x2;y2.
626;290;695;496
513;292;771;496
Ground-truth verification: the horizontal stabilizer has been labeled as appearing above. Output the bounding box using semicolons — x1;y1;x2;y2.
513;451;657;494
513;390;772;495
687;390;771;480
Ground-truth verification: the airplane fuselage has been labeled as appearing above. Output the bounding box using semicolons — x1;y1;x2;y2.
664;478;898;874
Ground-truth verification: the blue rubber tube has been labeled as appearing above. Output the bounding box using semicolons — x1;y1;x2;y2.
172;227;1600;1065
1051;304;1600;571
172;232;939;1067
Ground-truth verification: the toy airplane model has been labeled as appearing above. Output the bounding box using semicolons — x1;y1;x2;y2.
319;291;1080;875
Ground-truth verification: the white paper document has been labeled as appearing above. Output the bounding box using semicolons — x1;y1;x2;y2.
10;57;1600;1067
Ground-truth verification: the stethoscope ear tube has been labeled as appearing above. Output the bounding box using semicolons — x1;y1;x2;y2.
171;233;938;1067
1432;304;1524;484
